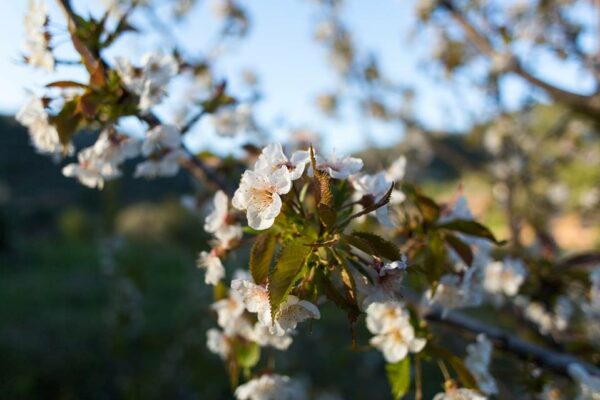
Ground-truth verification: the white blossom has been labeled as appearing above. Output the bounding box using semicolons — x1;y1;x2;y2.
483;258;526;297
351;171;396;226
210;290;246;334
134;149;188;178
231;280;320;336
433;388;487;400
197;251;225;285
311;150;363;179
465;334;497;395
234;374;307;400
115;52;178;112
254;143;310;181
23;0;54;71
141;124;181;156
135;125;188;178
385;156;407;182
232;166;292;230
206;328;230;360
62;129;140;189
16;98;71;156
205;190;243;250
352;257;409;308
210;104;254;136
205;190;231;233
248;323;293;350
366;301;426;363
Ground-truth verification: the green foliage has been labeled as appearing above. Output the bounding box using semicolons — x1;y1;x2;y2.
437;219;503;244
250;234;277;284
386;357;411;399
268;241;313;316
341;231;401;262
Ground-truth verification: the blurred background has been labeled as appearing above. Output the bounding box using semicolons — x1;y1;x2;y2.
1;0;599;398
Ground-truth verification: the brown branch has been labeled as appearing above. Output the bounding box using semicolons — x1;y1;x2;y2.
406;290;600;378
438;0;600;121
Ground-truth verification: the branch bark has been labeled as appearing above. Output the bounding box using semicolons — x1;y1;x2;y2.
411;294;600;378
438;0;600;122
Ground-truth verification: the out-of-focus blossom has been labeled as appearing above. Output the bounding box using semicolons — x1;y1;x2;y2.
465;334;497;395
231;280;320;336
234;374;307;400
366;301;426;363
197;251;225;285
433;388;487;400
483;258;527;297
23;0;54;71
210;104;253;137
17;97;71;157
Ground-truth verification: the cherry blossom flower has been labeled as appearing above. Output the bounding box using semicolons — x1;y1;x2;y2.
231;279;272;326
205;190;231;233
385;156;407;182
465;334;498;395
254;143;310;181
232;166;292;230
366;301;426;363
234;374;307;400
63;129;141;188
16;97;71;157
62;152;114;189
23;0;54;71
141;124;181;156
210;104;254;137
432;388;487;400
248;324;293;350
135;149;188;178
483;258;526;297
135;125;189;178
115;52;178;112
231;280;320;336
206;328;230;360
271;295;321;336
351;171;396;226
197;251;225;285
310;150;363;179
204;190;243;250
352;257;409;308
210;290;246;334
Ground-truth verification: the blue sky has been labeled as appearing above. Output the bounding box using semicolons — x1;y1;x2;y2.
0;0;596;153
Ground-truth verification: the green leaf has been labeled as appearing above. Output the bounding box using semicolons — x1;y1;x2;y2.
268;241;312;316
351;231;401;261
415;193;440;223
250;234;277;285
234;340;260;369
386;357;411;399
49;99;82;146
317;203;337;228
437;219;503;244
445;233;474;266
213;281;229;301
424;233;446;289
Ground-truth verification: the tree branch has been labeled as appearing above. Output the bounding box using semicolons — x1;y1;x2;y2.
410;293;600;378
438;0;600;121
